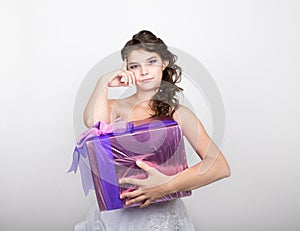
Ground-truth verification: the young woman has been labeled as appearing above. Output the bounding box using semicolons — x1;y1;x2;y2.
74;30;231;230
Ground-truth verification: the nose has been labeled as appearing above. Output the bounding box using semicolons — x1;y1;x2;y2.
140;65;148;76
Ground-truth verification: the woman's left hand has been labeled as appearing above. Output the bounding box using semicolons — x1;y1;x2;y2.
119;160;177;208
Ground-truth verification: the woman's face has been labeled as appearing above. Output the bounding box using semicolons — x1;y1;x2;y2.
126;49;167;90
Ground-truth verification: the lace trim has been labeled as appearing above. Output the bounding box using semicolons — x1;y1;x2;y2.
143;201;186;230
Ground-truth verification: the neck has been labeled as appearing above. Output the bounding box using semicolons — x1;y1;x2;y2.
134;89;157;105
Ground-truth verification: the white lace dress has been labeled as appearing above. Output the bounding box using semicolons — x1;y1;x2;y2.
74;199;195;231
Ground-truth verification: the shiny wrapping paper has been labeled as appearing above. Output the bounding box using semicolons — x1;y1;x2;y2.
68;117;192;211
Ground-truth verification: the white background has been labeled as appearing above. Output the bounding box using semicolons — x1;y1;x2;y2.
1;0;299;230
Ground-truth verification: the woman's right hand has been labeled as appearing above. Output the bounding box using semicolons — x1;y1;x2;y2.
107;59;136;87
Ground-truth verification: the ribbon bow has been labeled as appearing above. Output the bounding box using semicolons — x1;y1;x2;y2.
95;121;114;136
67;119;131;195
94;118;132;136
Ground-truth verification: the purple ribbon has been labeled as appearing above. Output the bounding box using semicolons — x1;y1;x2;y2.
93;135;123;210
67;119;133;196
67;145;95;196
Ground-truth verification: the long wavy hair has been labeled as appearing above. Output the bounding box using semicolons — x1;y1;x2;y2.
121;30;183;118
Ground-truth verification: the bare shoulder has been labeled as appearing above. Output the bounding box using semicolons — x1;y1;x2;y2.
173;104;198;126
173;104;207;135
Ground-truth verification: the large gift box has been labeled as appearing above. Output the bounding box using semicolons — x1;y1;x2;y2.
68;117;192;211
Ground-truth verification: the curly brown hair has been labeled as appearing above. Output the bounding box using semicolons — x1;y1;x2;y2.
121;30;183;118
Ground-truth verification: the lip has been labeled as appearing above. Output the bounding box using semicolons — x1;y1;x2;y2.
139;77;154;82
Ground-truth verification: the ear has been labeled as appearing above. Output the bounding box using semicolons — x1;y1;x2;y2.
162;60;169;70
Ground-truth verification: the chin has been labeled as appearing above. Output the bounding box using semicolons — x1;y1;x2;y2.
137;82;161;91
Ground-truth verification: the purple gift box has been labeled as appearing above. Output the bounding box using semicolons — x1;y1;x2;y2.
68;117;192;211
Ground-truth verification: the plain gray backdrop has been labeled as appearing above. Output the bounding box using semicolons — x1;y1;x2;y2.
1;0;299;230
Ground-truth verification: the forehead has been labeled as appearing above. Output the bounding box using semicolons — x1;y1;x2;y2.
127;49;161;62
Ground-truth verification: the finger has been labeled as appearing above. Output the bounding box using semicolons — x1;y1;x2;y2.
120;72;135;86
140;199;152;208
136;160;156;174
124;73;131;85
119;76;125;83
119;74;129;85
128;71;136;85
125;72;132;86
119;177;144;186
125;195;148;206
120;188;144;199
121;59;127;71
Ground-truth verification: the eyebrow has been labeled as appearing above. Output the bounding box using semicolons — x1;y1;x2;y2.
128;56;158;64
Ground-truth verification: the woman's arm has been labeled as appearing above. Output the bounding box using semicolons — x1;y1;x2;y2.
168;105;231;191
83;60;135;127
83;74;112;127
120;105;230;208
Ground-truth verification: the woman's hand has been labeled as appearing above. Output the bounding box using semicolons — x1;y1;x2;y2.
119;160;177;208
108;59;136;87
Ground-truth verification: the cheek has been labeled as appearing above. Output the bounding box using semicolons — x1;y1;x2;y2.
131;70;141;80
154;68;163;79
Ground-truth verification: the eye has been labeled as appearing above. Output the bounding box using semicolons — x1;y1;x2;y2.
128;64;138;70
148;59;157;65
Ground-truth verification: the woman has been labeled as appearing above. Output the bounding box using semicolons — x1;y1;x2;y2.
75;30;231;230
